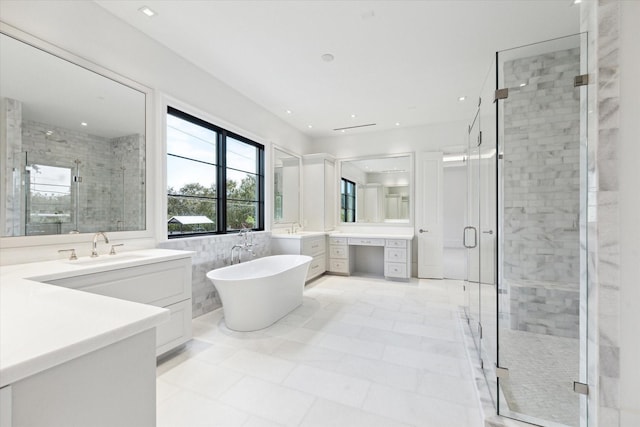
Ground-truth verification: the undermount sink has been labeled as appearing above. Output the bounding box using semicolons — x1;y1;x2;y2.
64;253;149;265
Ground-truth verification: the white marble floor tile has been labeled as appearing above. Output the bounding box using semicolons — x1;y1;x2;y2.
157;388;250;427
329;354;420;392
157;275;483;427
270;339;345;365
243;416;286;427
159;358;244;400
156;378;182;404
283;364;371;408
219;376;315;427
317;332;385;359
220;349;296;384
299;398;412;427
393;320;459;342
303;317;363;337
382;345;467;377
339;312;395;331
193;342;240;365
362;383;478;427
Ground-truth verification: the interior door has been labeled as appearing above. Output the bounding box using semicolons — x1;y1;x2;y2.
416;151;443;279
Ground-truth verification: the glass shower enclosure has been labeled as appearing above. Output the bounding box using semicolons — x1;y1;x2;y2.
464;33;589;427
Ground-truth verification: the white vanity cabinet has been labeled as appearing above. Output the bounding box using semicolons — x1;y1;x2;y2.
302;153;336;231
327;234;413;280
328;236;351;274
384;239;411;279
271;234;326;281
45;257;192;356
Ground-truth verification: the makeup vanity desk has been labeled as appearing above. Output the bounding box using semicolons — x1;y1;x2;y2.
327;232;414;280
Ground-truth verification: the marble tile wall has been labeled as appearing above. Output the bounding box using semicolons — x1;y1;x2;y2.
159;232;272;318
2;98;23;236
590;1;622;426
502;48;582;286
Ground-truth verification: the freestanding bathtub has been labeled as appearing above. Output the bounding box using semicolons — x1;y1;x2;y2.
206;255;312;331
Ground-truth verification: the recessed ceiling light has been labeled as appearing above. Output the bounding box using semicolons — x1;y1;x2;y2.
307;125;313;129
341;129;346;133
321;53;335;62
138;6;157;17
395;122;400;126
45;130;53;136
519;83;527;87
458;96;466;102
286;109;292;115
81;122;88;126
573;0;582;4
351;114;357;118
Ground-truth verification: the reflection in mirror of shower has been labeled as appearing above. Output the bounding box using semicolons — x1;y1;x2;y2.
23;159;73;236
72;159;81;233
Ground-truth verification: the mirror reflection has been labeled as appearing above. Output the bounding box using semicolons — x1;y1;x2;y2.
0;32;146;236
273;147;300;224
340;155;411;224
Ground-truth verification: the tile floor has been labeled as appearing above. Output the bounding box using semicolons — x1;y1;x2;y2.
156;275;484;427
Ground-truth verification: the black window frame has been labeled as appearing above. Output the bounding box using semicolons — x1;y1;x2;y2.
167;106;264;238
341;178;356;223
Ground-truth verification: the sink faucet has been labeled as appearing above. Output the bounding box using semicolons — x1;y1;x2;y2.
91;231;110;257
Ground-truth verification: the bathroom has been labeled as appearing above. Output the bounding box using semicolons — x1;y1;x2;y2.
0;1;638;427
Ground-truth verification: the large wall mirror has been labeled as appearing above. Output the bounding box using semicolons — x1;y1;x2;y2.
339;154;413;225
0;26;148;237
272;146;301;225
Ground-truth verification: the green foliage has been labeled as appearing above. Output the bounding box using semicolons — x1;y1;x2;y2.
168;174;258;234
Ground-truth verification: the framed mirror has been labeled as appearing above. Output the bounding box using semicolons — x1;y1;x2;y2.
0;25;149;238
339;154;413;225
272;146;301;225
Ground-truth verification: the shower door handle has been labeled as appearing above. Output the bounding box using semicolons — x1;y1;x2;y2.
463;226;477;248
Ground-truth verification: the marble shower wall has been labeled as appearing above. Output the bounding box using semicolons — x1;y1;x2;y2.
159;232;272;318
502;48;582;286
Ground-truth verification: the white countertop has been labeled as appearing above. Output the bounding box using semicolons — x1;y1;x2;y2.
0;248;193;387
270;231;327;239
329;232;414;240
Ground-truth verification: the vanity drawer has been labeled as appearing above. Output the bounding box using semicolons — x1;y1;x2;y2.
306;254;326;280
385;262;408;278
329;246;349;259
329;236;347;245
156;298;192;357
46;259;191;307
386;239;407;248
329;259;350;274
348;237;384;246
385;248;407;263
302;237;326;256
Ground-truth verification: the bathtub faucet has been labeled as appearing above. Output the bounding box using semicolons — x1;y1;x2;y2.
231;228;256;264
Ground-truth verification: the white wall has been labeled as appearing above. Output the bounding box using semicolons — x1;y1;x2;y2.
0;0;312;263
618;1;640;424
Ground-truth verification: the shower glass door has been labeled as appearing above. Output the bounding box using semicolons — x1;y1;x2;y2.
496;33;588;426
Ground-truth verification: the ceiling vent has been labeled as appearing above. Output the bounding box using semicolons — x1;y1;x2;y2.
333;123;377;131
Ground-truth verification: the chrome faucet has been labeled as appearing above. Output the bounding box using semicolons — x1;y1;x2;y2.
230;228;256;264
91;231;110;257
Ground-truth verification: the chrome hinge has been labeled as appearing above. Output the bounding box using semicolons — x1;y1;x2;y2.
496;366;509;379
463;284;466;291
478;323;483;339
498;153;504;160
574;74;590;87
573;381;589;395
494;88;508;102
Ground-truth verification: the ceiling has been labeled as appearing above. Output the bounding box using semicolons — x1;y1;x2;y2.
95;0;580;138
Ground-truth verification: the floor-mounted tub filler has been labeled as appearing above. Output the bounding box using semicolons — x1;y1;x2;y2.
206;255;312;331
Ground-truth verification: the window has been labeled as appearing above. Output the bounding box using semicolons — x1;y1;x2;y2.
167;107;264;237
341;178;356;223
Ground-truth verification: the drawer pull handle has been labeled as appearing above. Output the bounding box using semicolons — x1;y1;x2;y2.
311;264;319;269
